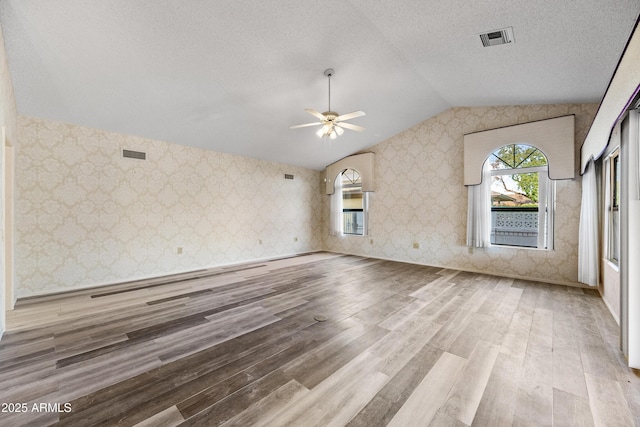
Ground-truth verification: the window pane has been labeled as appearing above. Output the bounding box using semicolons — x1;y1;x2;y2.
612;208;620;262
489;144;547;170
343;210;364;235
609;152;620;264
340;168;366;236
487;144;552;250
491;171;540;248
613;155;620;208
491;172;539;207
343;191;363;209
491;206;539;248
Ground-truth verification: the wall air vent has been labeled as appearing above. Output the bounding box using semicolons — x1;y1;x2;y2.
284;174;294;180
123;149;146;160
479;27;514;47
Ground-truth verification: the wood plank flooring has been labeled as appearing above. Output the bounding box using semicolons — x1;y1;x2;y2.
1;252;639;426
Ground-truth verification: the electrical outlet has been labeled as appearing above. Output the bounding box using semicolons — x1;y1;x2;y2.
412;242;420;249
177;247;183;254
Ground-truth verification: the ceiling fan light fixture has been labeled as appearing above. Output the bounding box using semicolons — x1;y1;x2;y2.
317;125;330;137
290;68;365;138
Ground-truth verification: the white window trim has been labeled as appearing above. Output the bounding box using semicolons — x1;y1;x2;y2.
489;164;555;250
604;148;621;265
330;169;370;237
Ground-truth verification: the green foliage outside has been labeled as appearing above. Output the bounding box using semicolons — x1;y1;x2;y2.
513;173;539;202
490;144;547;203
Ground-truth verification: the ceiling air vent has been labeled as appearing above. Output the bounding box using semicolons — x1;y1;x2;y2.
479;27;514;47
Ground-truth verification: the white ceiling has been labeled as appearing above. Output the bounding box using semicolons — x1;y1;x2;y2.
1;1;639;170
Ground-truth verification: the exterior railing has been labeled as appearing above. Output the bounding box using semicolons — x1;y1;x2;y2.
491;207;538;248
343;210;364;235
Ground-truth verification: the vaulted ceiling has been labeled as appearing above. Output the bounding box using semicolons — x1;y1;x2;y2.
1;1;638;170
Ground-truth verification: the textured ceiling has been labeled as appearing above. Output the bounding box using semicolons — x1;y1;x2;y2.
1;1;639;170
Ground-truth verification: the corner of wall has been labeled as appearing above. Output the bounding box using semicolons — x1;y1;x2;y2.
0;20;20;333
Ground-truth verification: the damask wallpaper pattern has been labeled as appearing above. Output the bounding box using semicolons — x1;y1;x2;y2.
323;104;598;286
16;116;323;296
16;103;596;297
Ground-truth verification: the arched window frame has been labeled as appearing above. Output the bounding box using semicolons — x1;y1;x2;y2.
488;144;555;249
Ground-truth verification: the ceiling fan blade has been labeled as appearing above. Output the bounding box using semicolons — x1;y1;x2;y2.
338;122;365;132
336;110;365;121
305;109;327;121
290;122;323;129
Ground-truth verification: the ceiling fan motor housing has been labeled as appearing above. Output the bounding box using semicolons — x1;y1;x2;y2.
323;111;339;121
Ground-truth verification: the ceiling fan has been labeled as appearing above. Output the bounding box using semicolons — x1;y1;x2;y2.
290;68;365;139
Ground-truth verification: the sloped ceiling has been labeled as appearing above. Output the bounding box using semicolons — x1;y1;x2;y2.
1;1;639;170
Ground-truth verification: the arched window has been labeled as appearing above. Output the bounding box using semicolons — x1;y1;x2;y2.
330;168;369;236
488;144;554;249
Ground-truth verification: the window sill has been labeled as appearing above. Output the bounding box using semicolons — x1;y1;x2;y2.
605;259;620;272
489;244;553;252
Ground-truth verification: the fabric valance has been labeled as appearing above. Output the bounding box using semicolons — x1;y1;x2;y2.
464;115;575;186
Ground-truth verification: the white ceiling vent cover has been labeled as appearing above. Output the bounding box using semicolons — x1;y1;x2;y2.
479;27;514;47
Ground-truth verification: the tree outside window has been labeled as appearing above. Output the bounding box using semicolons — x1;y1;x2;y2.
488;144;554;249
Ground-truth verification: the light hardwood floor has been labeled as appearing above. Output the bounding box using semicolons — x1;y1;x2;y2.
1;252;638;426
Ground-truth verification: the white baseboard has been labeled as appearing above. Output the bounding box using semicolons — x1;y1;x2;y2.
325;250;590;289
599;290;621;325
15;250;324;301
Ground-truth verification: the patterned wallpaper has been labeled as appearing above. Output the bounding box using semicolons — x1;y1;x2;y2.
15;116;323;297
323;104;598;286
16;104;597;297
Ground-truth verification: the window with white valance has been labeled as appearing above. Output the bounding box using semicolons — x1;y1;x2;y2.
325;153;374;237
467;143;555;249
464;116;574;250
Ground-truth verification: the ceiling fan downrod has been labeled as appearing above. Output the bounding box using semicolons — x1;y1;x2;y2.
324;68;334;112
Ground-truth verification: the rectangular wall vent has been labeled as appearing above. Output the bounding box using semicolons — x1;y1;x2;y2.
479;27;514;47
123;149;146;160
284;174;294;180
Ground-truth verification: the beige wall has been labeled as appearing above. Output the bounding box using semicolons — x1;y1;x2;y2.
15;116;323;297
0;22;18;335
324;104;598;286
14;103;599;298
